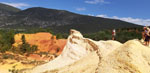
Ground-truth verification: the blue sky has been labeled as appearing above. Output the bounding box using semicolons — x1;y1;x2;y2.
0;0;150;25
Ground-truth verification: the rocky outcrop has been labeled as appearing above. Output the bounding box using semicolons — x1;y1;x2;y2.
98;40;150;73
21;29;122;73
21;29;150;73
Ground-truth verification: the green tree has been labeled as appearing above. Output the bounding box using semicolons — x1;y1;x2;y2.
19;35;38;54
0;29;15;53
21;35;26;44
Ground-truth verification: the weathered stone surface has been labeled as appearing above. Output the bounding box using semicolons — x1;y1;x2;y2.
18;30;150;73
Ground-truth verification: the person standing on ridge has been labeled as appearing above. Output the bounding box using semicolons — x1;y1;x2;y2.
142;27;147;43
112;29;116;40
143;27;150;46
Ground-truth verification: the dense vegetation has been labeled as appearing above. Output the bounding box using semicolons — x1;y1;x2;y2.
0;29;15;53
0;29;38;54
84;28;142;43
0;27;143;54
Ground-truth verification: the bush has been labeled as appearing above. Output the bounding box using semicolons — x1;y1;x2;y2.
8;65;19;73
2;54;14;59
56;48;60;52
30;45;38;53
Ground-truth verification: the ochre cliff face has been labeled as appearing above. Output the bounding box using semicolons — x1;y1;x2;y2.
13;32;67;55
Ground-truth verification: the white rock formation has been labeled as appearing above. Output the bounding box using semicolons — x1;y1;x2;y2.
22;29;150;73
22;29;121;73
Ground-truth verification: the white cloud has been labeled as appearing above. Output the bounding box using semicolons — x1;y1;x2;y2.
76;7;86;11
96;14;108;18
1;2;30;8
85;0;109;4
88;14;94;16
96;14;150;26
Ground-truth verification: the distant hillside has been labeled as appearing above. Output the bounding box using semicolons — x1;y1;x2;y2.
0;3;20;15
0;3;142;33
0;3;21;27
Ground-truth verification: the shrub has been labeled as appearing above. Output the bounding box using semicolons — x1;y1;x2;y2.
8;65;19;73
2;54;14;59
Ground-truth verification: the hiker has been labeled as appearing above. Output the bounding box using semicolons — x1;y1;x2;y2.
144;27;150;46
112;29;116;40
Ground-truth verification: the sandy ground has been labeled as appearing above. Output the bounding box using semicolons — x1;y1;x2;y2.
0;59;34;73
98;40;150;73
